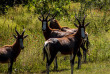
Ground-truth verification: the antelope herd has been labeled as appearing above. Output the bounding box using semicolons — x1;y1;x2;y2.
0;12;90;74
42;15;90;74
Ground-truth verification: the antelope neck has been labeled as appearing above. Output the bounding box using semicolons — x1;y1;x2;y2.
53;20;62;29
42;22;52;40
13;40;21;51
74;27;83;40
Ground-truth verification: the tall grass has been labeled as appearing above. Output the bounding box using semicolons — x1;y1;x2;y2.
0;2;110;73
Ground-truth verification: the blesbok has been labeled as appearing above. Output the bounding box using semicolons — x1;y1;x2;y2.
50;19;77;33
38;12;89;70
38;13;75;70
38;13;74;39
49;12;78;33
0;27;28;74
49;18;90;62
43;16;90;74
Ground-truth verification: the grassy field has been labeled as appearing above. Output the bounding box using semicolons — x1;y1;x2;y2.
49;61;110;74
0;1;110;74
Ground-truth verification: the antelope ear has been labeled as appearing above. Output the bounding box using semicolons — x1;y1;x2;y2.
38;17;42;21
74;23;79;28
13;35;17;39
23;35;28;39
85;22;90;27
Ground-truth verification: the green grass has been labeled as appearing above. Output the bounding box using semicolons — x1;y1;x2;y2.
49;61;110;74
0;2;110;74
1;61;109;74
51;61;110;74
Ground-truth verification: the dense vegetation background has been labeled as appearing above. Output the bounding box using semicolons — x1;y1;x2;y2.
0;0;110;73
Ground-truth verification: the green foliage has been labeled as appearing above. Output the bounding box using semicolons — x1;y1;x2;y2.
73;0;110;11
30;0;71;16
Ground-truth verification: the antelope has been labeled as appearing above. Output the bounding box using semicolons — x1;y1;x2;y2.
49;17;90;63
43;16;90;74
49;12;77;33
0;27;28;74
38;12;89;70
38;13;74;40
38;13;90;70
38;13;75;70
50;19;77;33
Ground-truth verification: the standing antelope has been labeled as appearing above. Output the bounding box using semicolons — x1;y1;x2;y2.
38;12;89;70
38;13;75;70
49;17;90;63
43;15;90;74
0;27;28;74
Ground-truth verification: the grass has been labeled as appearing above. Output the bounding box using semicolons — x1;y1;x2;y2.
0;1;110;74
1;61;109;74
49;61;110;74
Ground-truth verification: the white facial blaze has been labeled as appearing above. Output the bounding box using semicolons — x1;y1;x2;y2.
81;28;85;38
19;39;23;48
43;21;47;30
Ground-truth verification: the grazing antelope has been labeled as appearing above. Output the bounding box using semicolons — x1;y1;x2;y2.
38;13;75;70
50;18;90;63
0;27;28;74
43;16;90;74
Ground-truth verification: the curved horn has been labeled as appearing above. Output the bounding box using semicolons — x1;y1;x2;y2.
15;27;19;35
52;11;58;19
75;16;81;25
38;16;42;21
46;11;50;20
48;11;58;22
41;11;44;20
22;26;25;35
82;15;86;25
